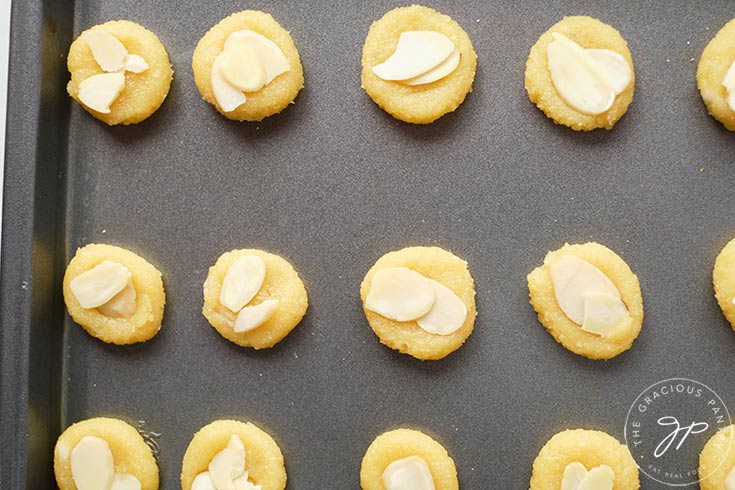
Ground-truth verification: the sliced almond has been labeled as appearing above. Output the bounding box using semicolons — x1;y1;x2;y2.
220;46;266;93
404;48;460;86
97;280;137;318
233;472;261;490
219;255;266;312
578;465;614;490
70;260;132;309
382;455;435;490
581;291;629;337
586;49;631;95
365;267;436;322
211;53;247;112
123;54;149;74
192;472;217;490
82;30;127;72
224;30;291;85
549;254;620;325
562;462;588;490
234;299;279;333
373;31;455;81
547;33;616;115
723;59;735;112
70;436;115;490
416;279;466;335
111;473;142;490
725;463;735;490
78;72;126;114
209;435;246;490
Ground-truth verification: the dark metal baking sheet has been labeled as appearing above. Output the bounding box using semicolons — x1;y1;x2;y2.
3;1;735;489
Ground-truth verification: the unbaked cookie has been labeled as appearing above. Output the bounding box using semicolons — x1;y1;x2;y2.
181;420;286;490
67;20;173;125
527;242;643;360
360;246;476;360
530;429;639;490
699;424;735;489
192;10;303;121
63;243;165;345
698;18;735;131
202;249;308;349
361;5;477;124
525;16;635;131
54;417;159;490
360;428;458;490
713;236;735;330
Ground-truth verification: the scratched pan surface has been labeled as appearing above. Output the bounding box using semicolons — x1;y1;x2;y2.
3;0;735;488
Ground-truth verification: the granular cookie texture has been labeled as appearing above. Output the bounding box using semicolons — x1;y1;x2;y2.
713;236;735;329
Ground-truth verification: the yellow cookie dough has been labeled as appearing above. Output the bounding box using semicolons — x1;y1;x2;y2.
530;429;639;490
63;243;166;345
527;242;643;360
192;10;304;121
181;420;286;490
361;5;477;124
698;18;735;131
202;249;308;349
699;424;735;489
360;246;477;360
360;428;458;490
67;20;173;125
525;16;635;131
714;236;735;330
54;417;159;490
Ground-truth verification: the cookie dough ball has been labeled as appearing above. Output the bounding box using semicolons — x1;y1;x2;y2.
525;16;635;131
699;425;735;489
527;242;643;360
192;10;304;121
67;20;173;125
54;417;159;490
713;236;735;330
62;243;166;345
360;246;477;360
698;18;735;131
360;428;458;490
202;249;308;349
361;5;477;124
530;429;639;490
181;420;286;490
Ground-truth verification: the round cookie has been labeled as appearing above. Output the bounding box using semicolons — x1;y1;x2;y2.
698;18;735;131
525;16;636;131
202;249;308;349
527;242;643;360
192;10;304;121
699;424;735;489
361;5;477;124
530;429;639;490
181;420;286;490
62;243;166;345
360;246;477;360
67;20;173;125
360;428;458;490
54;417;159;490
713;236;735;330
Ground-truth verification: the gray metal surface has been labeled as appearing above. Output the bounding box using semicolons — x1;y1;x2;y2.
4;0;735;488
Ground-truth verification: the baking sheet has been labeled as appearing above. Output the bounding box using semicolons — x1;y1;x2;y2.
3;0;735;488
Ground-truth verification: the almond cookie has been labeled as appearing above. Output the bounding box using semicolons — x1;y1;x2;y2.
525;16;635;130
360;246;477;360
63;243;165;345
699;424;735;489
67;20;173;125
713;236;735;330
361;5;477;124
192;10;303;121
527;242;643;359
698;18;735;131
